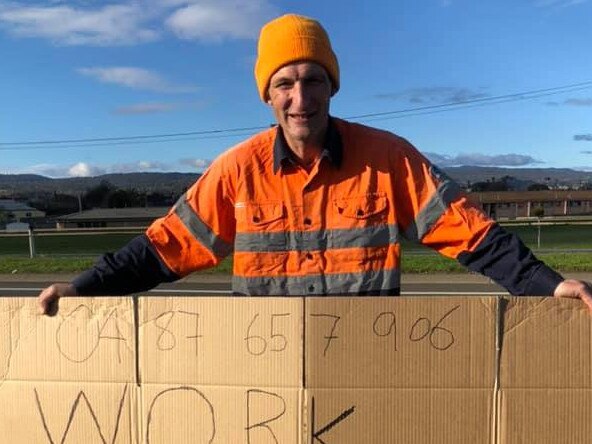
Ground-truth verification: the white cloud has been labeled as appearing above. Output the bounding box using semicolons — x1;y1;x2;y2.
114;103;179;115
68;162;104;177
564;98;592;106
179;158;211;170
13;160;181;178
165;0;276;41
113;100;206;114
0;1;277;46
376;87;488;105
10;163;73;177
425;152;542;167
77;67;199;93
546;98;592;107
0;3;158;45
534;0;588;7
137;160;170;170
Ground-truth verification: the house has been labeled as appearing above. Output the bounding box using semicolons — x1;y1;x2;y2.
55;207;169;229
0;199;45;223
468;190;592;219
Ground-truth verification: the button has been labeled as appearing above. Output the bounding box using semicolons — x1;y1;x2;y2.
308;285;315;293
356;209;364;217
306;253;313;260
303;217;312;225
252;216;260;223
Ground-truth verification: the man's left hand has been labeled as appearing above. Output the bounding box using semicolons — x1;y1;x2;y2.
554;279;592;312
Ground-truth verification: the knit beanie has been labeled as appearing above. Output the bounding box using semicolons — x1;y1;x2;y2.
255;14;340;101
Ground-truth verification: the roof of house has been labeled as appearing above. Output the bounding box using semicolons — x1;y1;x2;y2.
56;207;169;221
468;190;592;203
0;199;40;212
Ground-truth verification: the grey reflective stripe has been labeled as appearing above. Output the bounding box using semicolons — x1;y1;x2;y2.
232;268;401;296
234;224;399;252
174;195;233;258
405;179;461;242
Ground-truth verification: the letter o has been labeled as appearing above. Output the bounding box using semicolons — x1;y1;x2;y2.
146;386;216;444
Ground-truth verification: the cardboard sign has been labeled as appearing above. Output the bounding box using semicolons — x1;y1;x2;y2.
0;295;589;443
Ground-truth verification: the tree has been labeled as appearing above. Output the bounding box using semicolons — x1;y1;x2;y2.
83;181;115;208
527;183;550;191
532;207;545;218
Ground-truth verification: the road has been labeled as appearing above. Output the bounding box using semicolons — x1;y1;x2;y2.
0;273;510;297
2;272;591;297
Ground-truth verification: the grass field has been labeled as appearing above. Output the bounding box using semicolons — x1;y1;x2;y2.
0;223;590;274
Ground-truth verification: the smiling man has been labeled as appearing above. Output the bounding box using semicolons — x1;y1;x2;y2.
39;14;592;313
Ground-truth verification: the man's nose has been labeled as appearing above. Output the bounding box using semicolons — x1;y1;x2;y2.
291;82;312;109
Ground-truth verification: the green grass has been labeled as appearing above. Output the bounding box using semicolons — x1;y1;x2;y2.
400;251;592;273
0;233;138;255
0;257;96;273
1;225;591;274
0;255;234;274
399;224;592;252
1;252;591;275
503;224;592;250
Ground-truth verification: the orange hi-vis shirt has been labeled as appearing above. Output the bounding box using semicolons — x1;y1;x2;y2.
146;118;495;295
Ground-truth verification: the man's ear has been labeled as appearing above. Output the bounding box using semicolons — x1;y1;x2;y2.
330;81;337;97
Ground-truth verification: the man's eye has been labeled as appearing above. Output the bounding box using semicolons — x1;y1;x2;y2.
306;77;325;86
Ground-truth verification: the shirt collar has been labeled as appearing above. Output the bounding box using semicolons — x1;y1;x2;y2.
272;117;343;173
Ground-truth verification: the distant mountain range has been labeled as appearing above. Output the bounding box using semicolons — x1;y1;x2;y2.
0;167;591;196
0;172;201;195
444;166;592;189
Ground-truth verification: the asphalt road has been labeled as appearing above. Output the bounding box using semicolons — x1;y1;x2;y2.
0;273;510;297
2;272;591;298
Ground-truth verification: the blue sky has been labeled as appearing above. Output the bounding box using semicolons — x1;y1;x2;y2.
1;0;591;178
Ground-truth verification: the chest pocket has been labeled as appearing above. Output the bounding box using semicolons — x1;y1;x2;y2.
333;194;389;227
236;201;286;232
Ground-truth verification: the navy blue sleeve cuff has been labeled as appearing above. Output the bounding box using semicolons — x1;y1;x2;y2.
523;264;564;296
72;234;178;295
458;224;564;296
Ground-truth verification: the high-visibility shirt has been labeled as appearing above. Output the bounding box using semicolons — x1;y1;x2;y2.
71;118;563;296
129;117;561;296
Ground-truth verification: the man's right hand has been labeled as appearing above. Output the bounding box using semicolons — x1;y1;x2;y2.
38;283;78;315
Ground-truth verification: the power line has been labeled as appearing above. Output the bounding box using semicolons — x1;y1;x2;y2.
357;84;592;123
1;80;591;150
344;80;592;120
0;125;268;147
0;130;260;152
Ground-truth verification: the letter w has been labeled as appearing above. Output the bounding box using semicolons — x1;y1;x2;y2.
33;385;128;444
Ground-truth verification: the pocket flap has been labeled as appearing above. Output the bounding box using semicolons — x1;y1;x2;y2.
246;201;285;225
334;194;388;219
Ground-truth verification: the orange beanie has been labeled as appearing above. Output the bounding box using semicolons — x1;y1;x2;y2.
254;14;339;101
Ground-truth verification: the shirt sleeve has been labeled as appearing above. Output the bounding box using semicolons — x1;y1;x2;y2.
456;223;564;296
71;234;179;295
390;138;563;296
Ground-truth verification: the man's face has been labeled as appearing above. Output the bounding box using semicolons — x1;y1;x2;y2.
267;62;332;149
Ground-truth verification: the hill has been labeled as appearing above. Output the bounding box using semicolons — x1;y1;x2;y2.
0;172;200;196
1;167;591;197
445;166;592;189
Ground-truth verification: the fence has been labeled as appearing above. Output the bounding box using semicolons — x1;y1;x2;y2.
0;227;143;258
2;218;592;259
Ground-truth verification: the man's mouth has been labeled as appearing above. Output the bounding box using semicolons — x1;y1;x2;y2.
289;112;315;121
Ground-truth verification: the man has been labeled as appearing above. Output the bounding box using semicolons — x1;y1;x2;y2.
39;14;592;314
